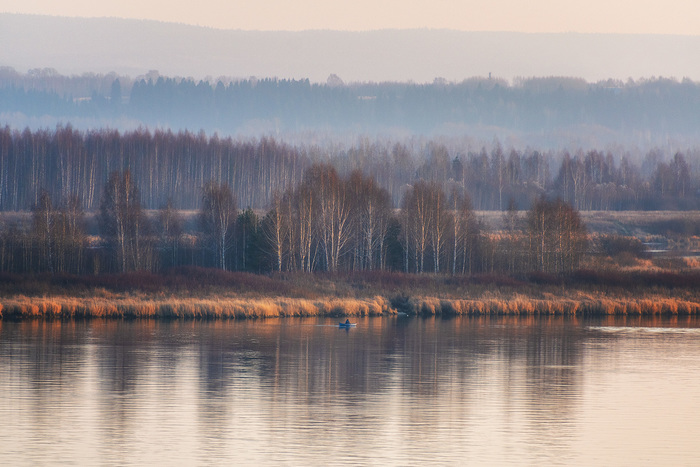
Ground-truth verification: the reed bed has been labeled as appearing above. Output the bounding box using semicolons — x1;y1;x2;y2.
1;292;700;320
0;295;395;320
404;296;700;316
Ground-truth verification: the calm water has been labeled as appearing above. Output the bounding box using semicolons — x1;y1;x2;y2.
2;315;700;466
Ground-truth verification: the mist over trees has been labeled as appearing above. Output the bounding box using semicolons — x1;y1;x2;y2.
2;67;700;149
0;126;306;211
1;68;700;280
0;127;696;279
0;163;590;278
0;132;695;279
0;126;698;215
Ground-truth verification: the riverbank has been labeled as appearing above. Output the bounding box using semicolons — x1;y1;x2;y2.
2;268;700;320
0;295;393;320
2;291;700;320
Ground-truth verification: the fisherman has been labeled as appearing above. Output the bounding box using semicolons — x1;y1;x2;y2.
345;319;350;325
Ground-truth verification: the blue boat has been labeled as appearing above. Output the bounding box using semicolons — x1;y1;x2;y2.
339;321;356;328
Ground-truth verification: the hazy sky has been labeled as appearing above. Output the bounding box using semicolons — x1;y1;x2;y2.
4;0;700;35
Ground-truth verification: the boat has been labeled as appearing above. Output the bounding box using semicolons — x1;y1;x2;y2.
338;322;356;328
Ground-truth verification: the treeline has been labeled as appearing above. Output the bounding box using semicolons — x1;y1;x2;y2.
0;164;588;277
0;126;306;211
0;126;699;212
2;67;700;140
0;67;130;103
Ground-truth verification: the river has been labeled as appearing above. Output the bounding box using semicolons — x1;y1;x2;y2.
1;315;699;465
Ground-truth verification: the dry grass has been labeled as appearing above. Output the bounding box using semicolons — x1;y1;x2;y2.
393;294;700;317
2;291;699;320
683;257;700;269
3;262;700;320
0;295;395;320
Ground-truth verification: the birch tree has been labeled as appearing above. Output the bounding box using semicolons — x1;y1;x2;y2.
32;190;55;274
99;170;146;272
200;180;237;270
263;192;286;272
527;198;587;274
401;181;433;273
306;164;351;272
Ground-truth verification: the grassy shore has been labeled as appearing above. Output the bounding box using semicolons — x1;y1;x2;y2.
3;293;699;320
0;295;394;320
2;267;700;319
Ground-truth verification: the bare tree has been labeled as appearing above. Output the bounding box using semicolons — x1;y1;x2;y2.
429;183;448;273
200;181;237;270
61;195;86;274
527;197;587;274
32;190;55;274
401;181;433;273
263;192;286;272
158;198;183;269
491;141;505;210
449;189;479;275
294;182;314;272
306;164;351;272
99;170;146;272
349;171;392;271
500;197;522;273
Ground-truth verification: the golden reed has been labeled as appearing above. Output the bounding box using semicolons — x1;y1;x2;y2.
0;295;394;319
1;294;699;319
409;296;700;316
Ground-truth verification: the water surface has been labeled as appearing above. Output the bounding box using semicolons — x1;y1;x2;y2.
1;315;699;465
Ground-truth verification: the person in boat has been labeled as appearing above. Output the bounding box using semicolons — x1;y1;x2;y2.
345;319;350;325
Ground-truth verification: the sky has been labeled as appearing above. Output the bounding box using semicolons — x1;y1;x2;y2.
3;0;700;35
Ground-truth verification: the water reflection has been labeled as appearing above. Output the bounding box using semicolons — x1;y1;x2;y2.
1;315;699;465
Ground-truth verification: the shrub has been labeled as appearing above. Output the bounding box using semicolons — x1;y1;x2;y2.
598;235;649;258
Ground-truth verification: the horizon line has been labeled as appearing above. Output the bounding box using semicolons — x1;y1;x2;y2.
3;12;700;38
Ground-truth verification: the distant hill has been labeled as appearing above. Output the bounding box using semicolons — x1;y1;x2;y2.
3;67;700;151
2;13;700;83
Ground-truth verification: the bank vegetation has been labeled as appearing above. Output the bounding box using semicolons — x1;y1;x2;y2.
1;127;700;319
2;267;700;320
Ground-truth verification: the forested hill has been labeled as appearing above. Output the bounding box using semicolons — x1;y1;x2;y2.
3;14;700;83
2;67;700;149
2;14;700;147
